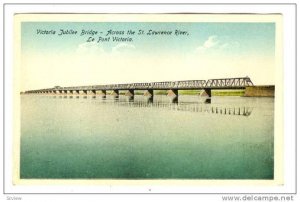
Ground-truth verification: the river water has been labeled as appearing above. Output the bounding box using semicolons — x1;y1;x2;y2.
20;95;274;179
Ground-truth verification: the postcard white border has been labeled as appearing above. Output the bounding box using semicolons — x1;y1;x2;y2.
3;3;297;195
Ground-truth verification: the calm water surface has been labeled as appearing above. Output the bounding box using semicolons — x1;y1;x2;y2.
20;95;274;179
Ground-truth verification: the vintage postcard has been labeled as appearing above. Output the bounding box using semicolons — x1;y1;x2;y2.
13;14;283;187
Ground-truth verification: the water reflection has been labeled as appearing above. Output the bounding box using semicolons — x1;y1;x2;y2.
145;96;153;103
169;96;178;103
111;100;252;117
21;94;273;179
204;98;211;104
41;94;253;117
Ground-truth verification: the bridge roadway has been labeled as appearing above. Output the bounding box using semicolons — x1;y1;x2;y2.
24;77;254;102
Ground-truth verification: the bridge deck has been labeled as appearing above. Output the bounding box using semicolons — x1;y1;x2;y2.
24;77;254;94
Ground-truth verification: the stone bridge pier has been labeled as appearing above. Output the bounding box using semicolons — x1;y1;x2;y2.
91;90;96;98
204;88;212;97
98;90;106;98
81;90;88;98
144;89;154;102
204;88;212;103
167;89;178;103
111;90;119;98
125;89;134;100
73;90;80;98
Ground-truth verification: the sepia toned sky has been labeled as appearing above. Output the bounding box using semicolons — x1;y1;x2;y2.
20;22;275;91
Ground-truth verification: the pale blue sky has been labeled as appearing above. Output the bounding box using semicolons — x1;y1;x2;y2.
21;22;276;90
22;22;275;56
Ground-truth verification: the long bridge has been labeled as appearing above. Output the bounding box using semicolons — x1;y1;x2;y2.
24;77;254;102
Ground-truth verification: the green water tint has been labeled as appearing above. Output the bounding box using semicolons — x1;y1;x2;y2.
20;95;274;179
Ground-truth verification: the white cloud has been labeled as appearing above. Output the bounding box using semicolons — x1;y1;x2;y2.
112;43;135;54
203;35;219;49
219;41;240;50
219;43;229;49
76;42;105;55
196;35;239;53
76;42;136;56
196;35;219;52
